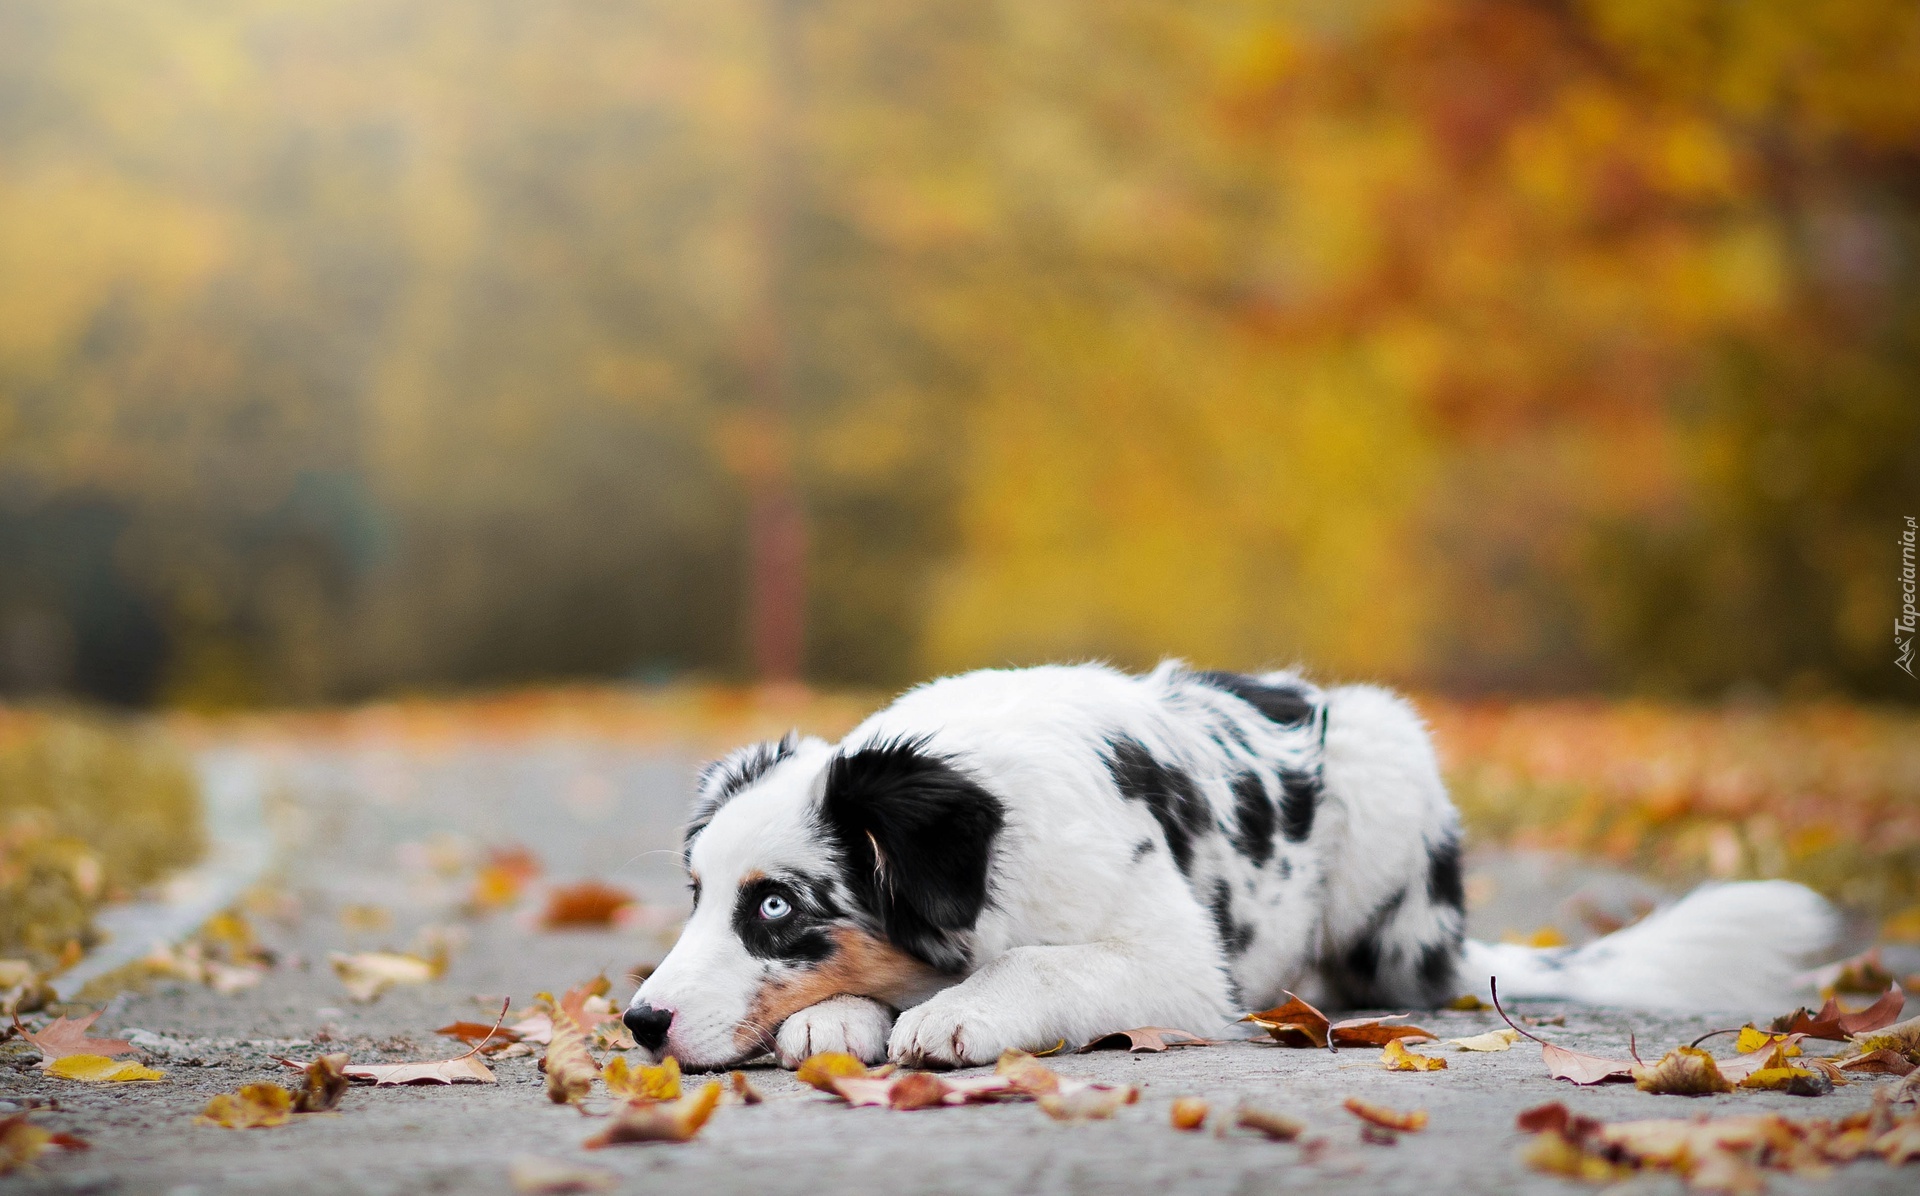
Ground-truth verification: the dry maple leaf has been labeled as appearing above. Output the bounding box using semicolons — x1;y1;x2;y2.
507;1155;615;1194
1343;1097;1427;1132
887;1072;952;1111
603;1055;679;1102
796;1051;872;1092
1738;1066;1833;1096
1633;1046;1735;1095
1771;984;1905;1041
1170;1097;1209;1131
996;1049;1062;1096
198;1083;294;1129
1447;1028;1520;1052
1853;1014;1920;1063
329;950;439;1003
0;1115;88;1176
1714;1037;1809;1083
1234;1106;1303;1140
340;1000;504;1086
1839;1049;1915;1076
543;1014;599;1104
1733;1026;1802;1056
13;1012;132;1066
1076;1027;1213;1053
1380;1038;1447;1071
539;881;637;930
45;1055;164;1082
1491;980;1634;1084
1243;993;1434;1049
583;1081;722;1147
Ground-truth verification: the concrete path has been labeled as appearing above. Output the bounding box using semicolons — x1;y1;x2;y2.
2;738;1910;1195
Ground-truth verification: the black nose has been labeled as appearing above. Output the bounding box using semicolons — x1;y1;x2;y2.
623;1003;673;1052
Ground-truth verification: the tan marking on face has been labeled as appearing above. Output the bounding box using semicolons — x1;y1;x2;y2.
734;927;939;1052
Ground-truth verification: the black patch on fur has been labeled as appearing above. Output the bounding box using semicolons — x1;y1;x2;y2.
1196;670;1315;728
1209;878;1255;957
1104;736;1211;875
1229;772;1274;867
685;733;799;859
1418;941;1457;993
1277;767;1320;843
820;737;1004;973
1426;831;1465;911
1338;887;1406;989
731;873;836;964
1130;839;1155;863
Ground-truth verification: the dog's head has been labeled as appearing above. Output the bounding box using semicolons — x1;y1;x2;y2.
624;732;1004;1069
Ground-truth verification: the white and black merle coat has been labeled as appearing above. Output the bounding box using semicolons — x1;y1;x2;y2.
624;662;1833;1070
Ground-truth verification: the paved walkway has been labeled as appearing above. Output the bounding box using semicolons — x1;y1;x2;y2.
3;738;1909;1195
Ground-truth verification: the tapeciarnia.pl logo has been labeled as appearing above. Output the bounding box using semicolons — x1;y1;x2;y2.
1900;515;1917;678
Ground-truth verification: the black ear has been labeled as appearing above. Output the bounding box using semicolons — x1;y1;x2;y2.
685;733;799;862
820;738;1004;972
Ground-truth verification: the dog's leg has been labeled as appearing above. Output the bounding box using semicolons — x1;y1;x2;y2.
774;995;895;1067
888;942;1230;1067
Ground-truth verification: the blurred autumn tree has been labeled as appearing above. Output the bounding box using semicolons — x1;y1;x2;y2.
0;0;1914;705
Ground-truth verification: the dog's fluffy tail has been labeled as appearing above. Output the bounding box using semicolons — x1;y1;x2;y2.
1459;880;1836;1014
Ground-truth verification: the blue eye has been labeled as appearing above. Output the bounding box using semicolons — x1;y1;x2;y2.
758;894;792;920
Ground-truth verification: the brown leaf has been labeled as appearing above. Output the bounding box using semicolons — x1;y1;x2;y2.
198;1083;294;1129
1380;1039;1447;1071
995;1049;1062;1096
1076;1026;1213;1053
1243;993;1330;1048
1878;1119;1920;1165
543;1006;599;1104
728;1071;763;1104
13;1012;132;1066
292;1053;349;1112
1773;984;1905;1042
1329;1015;1437;1047
1632;1047;1735;1095
435;1021;523;1054
1234;1106;1303;1140
583;1081;722;1147
539;881;637;930
0;1115;88;1176
887;1072;951;1111
1343;1097;1427;1132
1170;1097;1208;1131
1839;1049;1915;1076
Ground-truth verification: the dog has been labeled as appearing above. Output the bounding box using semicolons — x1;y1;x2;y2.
624;661;1834;1070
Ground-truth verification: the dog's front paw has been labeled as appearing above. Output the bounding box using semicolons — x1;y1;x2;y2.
887;993;1032;1068
774;995;894;1068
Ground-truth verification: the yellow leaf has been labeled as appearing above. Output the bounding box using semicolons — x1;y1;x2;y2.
198;1083;293;1128
45;1054;164;1083
1631;1047;1733;1095
1448;1028;1520;1052
1381;1038;1447;1071
583;1081;722;1147
602;1055;680;1102
1735;1025;1799;1056
795;1051;870;1092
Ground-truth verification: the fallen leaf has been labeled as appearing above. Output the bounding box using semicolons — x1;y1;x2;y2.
13;1012;133;1065
1524;1127;1635;1183
1170;1097;1209;1130
198;1083;294;1128
540;881;637;929
292;1053;349;1112
996;1049;1062;1096
45;1055;165;1082
0;1115;88;1175
509;1012;555;1046
1234;1106;1303;1140
1343;1097;1427;1132
1077;1027;1213;1053
1772;985;1905;1042
1807;948;1898;997
1037;1087;1136;1120
329;951;439;1003
1380;1039;1447;1071
729;1071;763;1104
1447;1028;1521;1052
1735;1026;1801;1056
1491;980;1632;1084
1445;994;1488;1011
543;1000;599;1104
1854;1014;1920;1062
888;1072;951;1111
827;1076;899;1107
471;846;542;914
603;1055;680;1102
1739;1066;1833;1096
1879;1119;1920;1165
435;1020;524;1054
507;1155;615;1194
1633;1047;1735;1095
1503;925;1568;948
345;1054;495;1085
1714;1036;1809;1083
1839;1049;1916;1076
1243;992;1434;1049
796;1051;871;1092
583;1081;722;1147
